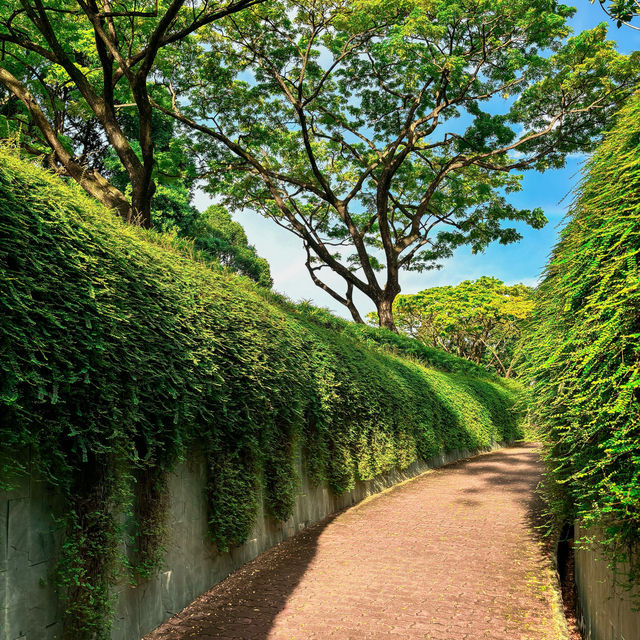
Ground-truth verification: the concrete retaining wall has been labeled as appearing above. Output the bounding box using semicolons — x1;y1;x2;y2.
0;463;64;639
1;445;497;640
574;522;640;640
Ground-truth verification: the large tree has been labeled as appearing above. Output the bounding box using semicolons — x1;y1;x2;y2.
0;0;263;226
155;0;638;329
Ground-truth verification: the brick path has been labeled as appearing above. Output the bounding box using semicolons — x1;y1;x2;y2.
146;444;566;640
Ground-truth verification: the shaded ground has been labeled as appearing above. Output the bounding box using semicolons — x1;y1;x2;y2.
146;444;567;640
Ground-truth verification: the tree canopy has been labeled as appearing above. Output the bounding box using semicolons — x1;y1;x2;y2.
368;276;533;377
155;0;638;329
0;0;263;226
592;0;640;29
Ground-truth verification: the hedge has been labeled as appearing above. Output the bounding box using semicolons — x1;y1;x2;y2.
0;148;522;638
525;92;640;587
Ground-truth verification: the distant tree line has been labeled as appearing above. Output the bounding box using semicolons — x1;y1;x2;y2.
368;277;533;377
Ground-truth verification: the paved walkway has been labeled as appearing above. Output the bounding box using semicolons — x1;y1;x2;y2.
146;444;566;640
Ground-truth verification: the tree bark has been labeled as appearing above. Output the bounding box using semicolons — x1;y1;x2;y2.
130;167;154;227
347;300;365;324
376;296;398;332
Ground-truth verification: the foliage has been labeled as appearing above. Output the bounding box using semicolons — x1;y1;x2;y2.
158;0;639;328
0;148;523;638
524;92;640;588
367;277;534;377
100;108;199;227
591;0;640;30
289;299;494;377
187;205;272;288
0;0;263;225
101;110;272;286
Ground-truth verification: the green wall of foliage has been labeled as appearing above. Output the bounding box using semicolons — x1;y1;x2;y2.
0;148;522;638
525;92;640;586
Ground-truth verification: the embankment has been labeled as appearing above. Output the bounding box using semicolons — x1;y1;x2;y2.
0;148;522;639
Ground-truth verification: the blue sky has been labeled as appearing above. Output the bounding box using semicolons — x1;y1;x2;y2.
195;1;637;319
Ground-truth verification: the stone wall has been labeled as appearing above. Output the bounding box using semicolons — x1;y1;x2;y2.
574;522;640;640
1;445;496;640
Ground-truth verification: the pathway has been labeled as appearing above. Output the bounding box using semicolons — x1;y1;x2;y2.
146;444;567;640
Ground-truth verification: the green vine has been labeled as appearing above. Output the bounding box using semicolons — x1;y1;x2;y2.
0;147;523;637
130;467;170;582
55;459;124;639
524;91;640;595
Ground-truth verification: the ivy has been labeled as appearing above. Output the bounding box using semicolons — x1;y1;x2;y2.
0;148;522;638
524;91;640;592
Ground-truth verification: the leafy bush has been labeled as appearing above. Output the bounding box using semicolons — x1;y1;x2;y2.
524;92;640;585
0;148;522;638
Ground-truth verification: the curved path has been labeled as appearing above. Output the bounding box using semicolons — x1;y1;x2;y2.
146;444;567;640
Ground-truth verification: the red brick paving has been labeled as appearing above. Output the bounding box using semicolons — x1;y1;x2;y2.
146;444;565;640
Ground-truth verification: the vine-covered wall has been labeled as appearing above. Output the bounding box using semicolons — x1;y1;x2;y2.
525;93;640;601
3;442;494;640
0;148;522;639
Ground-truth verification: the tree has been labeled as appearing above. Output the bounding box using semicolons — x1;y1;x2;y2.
155;0;638;329
0;0;263;227
367;277;533;377
187;205;273;287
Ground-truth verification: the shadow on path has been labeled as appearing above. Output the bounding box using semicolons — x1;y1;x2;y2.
146;443;553;640
146;512;340;640
449;443;549;546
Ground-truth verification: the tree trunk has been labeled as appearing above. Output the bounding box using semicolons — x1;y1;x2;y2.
61;161;135;222
131;176;154;228
129;79;155;229
347;302;365;324
376;297;398;332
